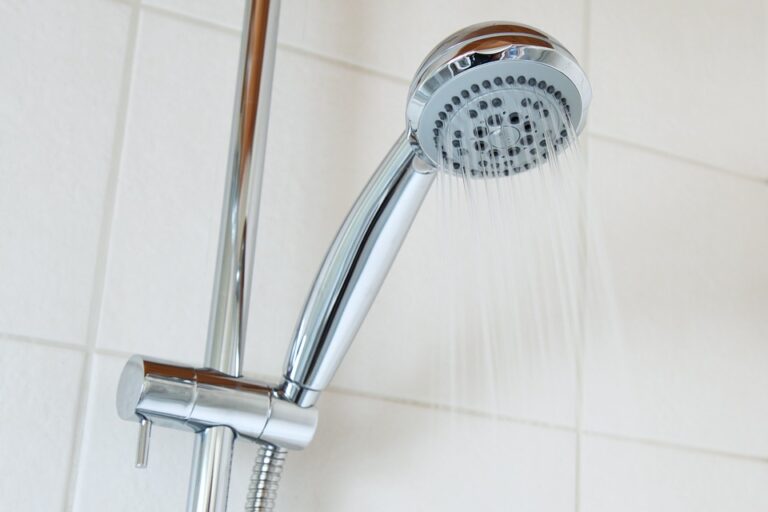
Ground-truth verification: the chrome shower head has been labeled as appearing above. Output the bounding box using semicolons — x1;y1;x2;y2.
406;22;590;176
281;23;590;408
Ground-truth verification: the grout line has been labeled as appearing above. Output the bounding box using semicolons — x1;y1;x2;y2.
0;332;87;354
61;4;143;511
140;2;241;33
90;346;202;370
138;2;411;87
582;429;768;464
93;346;140;359
574;1;591;509
589;131;768;185
0;332;149;361
276;42;410;86
326;385;578;434
325;385;768;465
573;354;584;512
581;0;592;75
573;303;585;509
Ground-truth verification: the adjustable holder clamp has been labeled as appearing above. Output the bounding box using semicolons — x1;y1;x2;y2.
116;356;318;468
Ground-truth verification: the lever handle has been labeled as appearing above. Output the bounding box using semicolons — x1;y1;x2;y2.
135;416;152;468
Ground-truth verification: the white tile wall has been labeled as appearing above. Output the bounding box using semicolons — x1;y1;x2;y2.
96;9;238;361
1;0;767;511
581;435;768;512
232;393;577;511
143;0;246;29
0;338;84;510
73;355;192;511
589;0;768;179
584;136;768;457
0;0;133;344
145;0;587;77
330;179;581;427
275;0;587;82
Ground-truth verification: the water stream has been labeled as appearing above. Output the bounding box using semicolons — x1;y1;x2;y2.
424;89;621;440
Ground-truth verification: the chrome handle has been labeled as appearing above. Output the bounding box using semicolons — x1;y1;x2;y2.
280;132;436;407
135;417;152;468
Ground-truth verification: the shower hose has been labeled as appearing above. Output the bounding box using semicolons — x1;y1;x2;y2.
245;443;287;511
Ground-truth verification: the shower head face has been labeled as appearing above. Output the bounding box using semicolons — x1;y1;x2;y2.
406;23;591;176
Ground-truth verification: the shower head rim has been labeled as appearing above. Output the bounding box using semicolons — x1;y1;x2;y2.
405;22;591;168
409;22;574;91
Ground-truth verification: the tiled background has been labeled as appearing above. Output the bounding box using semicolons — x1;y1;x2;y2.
1;0;767;510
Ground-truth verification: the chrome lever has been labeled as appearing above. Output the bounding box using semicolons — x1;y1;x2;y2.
135;416;152;469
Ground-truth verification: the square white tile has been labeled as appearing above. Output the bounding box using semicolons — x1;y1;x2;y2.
584;136;768;457
0;0;132;344
589;0;768;178
0;338;84;510
96;10;239;360
228;392;576;511
73;354;192;511
581;435;768;512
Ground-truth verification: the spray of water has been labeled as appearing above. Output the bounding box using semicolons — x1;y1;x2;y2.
425;84;620;430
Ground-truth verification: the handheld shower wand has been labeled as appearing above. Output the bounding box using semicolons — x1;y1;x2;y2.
280;22;591;408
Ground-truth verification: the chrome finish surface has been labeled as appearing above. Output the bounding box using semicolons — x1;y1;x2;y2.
206;0;280;377
191;0;280;510
405;22;591;169
260;396;318;448
188;427;236;512
135;417;152;469
245;444;286;511
281;132;435;406
117;356;318;449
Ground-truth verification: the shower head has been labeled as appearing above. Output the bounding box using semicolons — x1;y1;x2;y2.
280;23;590;407
406;22;591;176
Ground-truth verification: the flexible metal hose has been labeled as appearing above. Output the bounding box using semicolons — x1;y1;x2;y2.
245;444;286;511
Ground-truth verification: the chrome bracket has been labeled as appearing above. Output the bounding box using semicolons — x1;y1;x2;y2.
116;356;318;469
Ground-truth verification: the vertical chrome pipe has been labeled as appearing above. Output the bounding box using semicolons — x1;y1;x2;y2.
187;1;280;511
188;428;237;511
205;0;279;375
